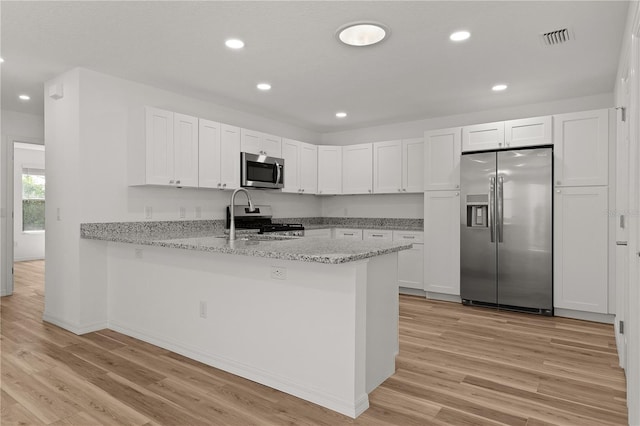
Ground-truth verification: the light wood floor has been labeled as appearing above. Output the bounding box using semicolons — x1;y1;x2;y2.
1;260;628;425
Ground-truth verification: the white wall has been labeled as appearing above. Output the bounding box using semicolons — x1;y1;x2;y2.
319;93;614;219
13;143;45;261
1;109;45;295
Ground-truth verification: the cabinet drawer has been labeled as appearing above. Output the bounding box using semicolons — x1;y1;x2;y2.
304;228;332;238
392;230;424;244
334;229;363;240
363;230;393;241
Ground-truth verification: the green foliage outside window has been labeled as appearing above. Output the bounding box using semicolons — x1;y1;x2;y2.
22;170;45;232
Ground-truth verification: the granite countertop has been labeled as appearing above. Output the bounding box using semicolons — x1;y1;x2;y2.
81;222;413;264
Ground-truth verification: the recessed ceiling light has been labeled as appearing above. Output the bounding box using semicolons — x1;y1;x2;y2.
0;57;4;63
257;83;271;91
19;94;30;101
225;39;245;49
492;84;508;91
450;31;471;42
336;112;347;118
337;22;388;47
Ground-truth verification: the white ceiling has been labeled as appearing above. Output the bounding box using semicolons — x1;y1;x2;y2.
1;1;629;133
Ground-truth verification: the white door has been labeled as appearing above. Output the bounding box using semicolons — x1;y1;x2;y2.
145;107;174;185
198;119;221;189
219;124;240;190
282;139;301;193
173;113;199;187
240;128;262;155
317;146;342;194
554;109;609;187
554;186;608;313
402;138;424;193
462;121;505;152
504;116;553;148
373;140;402;193
424;127;461;191
424;190;460;295
342;143;373;194
299;142;318;194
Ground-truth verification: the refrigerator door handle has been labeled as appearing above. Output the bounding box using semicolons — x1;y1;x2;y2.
489;177;495;243
497;175;504;243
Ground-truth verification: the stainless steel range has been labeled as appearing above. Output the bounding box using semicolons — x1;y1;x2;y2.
226;205;305;236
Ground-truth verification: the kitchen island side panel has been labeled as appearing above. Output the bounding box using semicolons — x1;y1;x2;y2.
106;243;398;418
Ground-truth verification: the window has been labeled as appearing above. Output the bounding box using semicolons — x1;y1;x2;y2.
22;168;45;232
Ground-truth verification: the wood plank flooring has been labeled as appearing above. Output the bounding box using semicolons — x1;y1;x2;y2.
1;260;628;425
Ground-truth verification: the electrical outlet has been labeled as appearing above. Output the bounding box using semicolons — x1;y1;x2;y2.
195;206;202;218
271;266;287;280
135;248;143;259
199;301;207;318
179;206;186;218
144;206;152;219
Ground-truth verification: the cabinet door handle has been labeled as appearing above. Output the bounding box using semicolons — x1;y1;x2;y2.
556;189;561;193
217;183;221;187
455;184;459;188
403;188;407;192
368;189;372;193
344;233;354;236
176;180;181;184
556;180;561;185
169;180;175;184
398;189;402;192
372;234;383;237
403;236;415;239
621;215;626;229
222;183;227;187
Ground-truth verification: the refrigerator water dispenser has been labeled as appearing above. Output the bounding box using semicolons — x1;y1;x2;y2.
466;194;489;228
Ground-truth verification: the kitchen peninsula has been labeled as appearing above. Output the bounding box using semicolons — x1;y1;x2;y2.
80;221;413;418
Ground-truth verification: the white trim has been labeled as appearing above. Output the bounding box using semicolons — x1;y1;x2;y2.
554;308;615;324
42;312;107;335
108;320;369;419
426;292;462;303
399;287;426;297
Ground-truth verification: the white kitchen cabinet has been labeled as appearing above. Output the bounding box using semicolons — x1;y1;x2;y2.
554;186;608;313
334;229;363;240
343;143;373;194
199;120;240;190
132;107;199;187
424;127;461;191
317;145;342;194
282;139;317;194
424;191;460;295
504;116;552;148
393;231;424;290
554;109;609;187
240;128;282;158
402;138;424;193
363;229;393;241
462;121;505;152
304;228;332;238
373;140;402;193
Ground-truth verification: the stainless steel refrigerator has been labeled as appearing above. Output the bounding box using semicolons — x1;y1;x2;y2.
460;147;553;315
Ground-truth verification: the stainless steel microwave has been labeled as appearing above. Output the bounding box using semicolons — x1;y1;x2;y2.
241;152;285;189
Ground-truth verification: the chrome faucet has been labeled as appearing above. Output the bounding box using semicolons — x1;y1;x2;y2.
229;188;256;241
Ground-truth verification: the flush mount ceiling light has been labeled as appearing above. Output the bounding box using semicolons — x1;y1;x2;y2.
337;22;388;47
225;39;245;49
450;30;471;42
0;57;4;63
492;84;508;91
19;94;30;100
256;83;271;91
336;112;347;118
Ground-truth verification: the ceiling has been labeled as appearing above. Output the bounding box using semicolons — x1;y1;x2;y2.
1;1;629;133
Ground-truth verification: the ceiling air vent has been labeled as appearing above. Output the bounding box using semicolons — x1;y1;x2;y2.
540;28;572;46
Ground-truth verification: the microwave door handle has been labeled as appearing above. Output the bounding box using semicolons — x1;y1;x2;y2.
275;162;282;184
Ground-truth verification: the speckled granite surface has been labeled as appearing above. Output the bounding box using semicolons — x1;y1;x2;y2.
80;220;413;264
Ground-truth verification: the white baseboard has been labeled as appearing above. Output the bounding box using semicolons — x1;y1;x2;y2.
108;320;368;419
42;312;108;335
554;308;615;324
14;256;45;262
399;287;426;297
426;292;462;303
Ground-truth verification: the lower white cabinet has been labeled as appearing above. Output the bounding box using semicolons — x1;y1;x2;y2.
393;231;424;290
304;228;332;238
554;186;608;313
334;229;363;240
424;191;460;295
363;229;393;241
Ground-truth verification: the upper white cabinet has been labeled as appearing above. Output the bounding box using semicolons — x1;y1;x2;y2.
424;190;460;295
373;140;402;193
462;116;552;152
131;107;199;187
198;120;240;190
554;109;609;187
462;121;505;152
240;128;282;158
343;143;373;194
424;127;461;191
554;186;608;313
505;116;552;148
402;138;424;193
282;139;317;194
317;145;342;195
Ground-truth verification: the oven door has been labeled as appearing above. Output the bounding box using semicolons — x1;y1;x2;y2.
241;152;285;189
